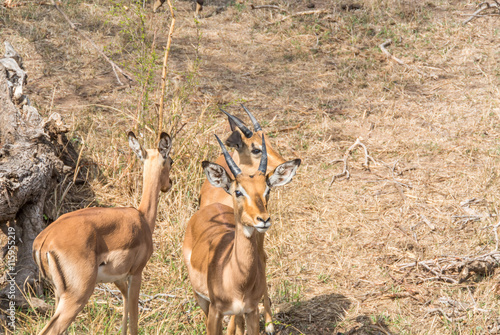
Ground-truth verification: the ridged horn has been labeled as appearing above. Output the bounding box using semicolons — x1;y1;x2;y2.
215;134;242;177
241;104;262;132
258;134;267;174
219;108;253;138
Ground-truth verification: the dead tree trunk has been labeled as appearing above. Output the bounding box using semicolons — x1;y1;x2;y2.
0;43;80;316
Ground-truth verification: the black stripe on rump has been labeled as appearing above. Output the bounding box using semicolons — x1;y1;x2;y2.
49;251;67;292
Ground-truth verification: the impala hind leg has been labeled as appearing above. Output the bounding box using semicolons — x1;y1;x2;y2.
227;315;244;335
38;291;93;335
115;279;130;335
195;0;203;17
127;274;142;335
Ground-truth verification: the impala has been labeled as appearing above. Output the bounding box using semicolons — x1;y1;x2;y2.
199;105;286;209
199;106;288;334
183;134;300;335
32;132;173;335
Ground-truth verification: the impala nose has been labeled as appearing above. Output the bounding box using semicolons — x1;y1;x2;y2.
255;217;271;232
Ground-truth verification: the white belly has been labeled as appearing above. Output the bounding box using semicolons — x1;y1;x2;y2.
223;299;252;315
96;265;129;283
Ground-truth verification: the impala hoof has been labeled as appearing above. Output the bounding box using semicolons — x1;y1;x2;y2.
265;322;275;334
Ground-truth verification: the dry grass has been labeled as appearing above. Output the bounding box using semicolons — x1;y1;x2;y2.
1;0;500;333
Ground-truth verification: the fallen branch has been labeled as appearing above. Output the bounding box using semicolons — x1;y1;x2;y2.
463;1;500;25
157;0;176;143
51;0;133;85
329;137;376;186
268;9;330;25
398;251;500;284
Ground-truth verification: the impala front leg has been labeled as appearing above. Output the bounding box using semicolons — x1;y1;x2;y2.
245;309;260;335
128;274;142;335
207;306;223;335
263;286;274;334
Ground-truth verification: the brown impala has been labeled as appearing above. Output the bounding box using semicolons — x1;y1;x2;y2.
32;132;174;335
183;134;300;334
198;106;289;334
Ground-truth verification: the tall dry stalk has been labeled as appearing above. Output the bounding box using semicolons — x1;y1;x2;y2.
157;0;176;144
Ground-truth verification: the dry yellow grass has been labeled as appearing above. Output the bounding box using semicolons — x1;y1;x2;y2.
1;0;500;333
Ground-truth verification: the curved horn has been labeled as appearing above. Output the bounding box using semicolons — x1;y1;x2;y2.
241;104;262;132
215;134;242;177
258;134;268;174
219;108;253;138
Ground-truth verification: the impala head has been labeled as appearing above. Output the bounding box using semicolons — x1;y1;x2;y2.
220;105;286;172
203;134;300;237
128;131;173;192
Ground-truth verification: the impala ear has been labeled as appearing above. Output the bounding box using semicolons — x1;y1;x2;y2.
202;161;232;194
267;159;301;187
158;132;172;159
128;131;147;161
225;130;243;150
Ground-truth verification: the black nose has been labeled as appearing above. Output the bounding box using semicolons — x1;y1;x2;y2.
257;217;270;224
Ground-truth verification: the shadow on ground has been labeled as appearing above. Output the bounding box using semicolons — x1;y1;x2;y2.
273;293;351;334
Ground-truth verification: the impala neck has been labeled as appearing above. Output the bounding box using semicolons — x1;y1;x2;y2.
231;211;261;281
138;159;162;232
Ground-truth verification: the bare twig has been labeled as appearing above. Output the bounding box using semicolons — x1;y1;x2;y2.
463;1;500;25
271;122;304;134
96;285;177;306
493;221;500;251
329;137;376;186
51;0;133;85
419;262;458;284
172;122;187;139
250;4;288;13
425;308;466;323
379;39;436;79
157;0;176;143
379;39;405;65
420;215;436;231
268;9;330;25
424;295;490;324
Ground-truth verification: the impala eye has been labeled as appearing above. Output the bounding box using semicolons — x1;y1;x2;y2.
235;190;243;197
251;148;261;155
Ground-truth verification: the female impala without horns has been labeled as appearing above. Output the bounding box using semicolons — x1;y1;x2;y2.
183;134;300;334
32;132;173;335
198;105;289;334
